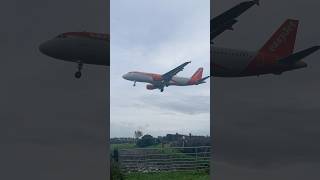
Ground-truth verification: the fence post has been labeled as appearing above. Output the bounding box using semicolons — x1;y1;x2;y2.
195;147;198;170
114;149;119;162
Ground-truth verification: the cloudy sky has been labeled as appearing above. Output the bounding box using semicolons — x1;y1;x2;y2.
110;0;210;138
212;0;320;179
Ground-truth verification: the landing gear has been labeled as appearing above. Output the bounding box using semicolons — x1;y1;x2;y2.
133;81;136;86
75;71;82;78
74;61;83;79
160;88;164;92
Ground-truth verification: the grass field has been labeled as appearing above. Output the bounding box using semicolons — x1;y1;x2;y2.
111;143;210;180
124;171;209;180
111;143;136;151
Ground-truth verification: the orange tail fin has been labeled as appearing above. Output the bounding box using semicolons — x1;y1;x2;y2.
189;68;203;84
259;19;299;58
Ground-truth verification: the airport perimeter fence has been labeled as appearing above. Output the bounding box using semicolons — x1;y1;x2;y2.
115;146;211;172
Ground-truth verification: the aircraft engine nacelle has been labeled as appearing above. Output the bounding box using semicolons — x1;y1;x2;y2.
146;84;157;90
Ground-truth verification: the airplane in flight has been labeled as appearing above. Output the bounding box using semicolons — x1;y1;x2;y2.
38;1;255;79
39;0;319;79
122;61;209;92
39;32;109;78
211;0;320;77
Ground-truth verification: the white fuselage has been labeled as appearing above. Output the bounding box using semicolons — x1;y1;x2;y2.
122;72;192;86
212;46;256;76
211;46;307;77
39;33;109;65
40;26;309;79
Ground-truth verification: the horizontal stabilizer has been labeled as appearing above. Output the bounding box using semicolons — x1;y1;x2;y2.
279;46;320;64
196;76;210;84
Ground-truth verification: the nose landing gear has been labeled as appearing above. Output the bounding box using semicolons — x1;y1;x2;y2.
133;81;136;86
75;61;83;79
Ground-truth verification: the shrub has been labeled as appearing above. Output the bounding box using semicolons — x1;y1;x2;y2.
136;134;158;147
110;161;124;180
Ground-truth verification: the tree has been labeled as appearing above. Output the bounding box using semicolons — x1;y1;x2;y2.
136;134;157;147
134;130;143;139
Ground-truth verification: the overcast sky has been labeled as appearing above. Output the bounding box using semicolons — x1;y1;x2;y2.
212;0;320;179
110;0;210;138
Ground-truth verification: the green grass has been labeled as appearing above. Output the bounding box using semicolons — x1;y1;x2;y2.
111;143;136;151
124;171;209;180
111;143;202;162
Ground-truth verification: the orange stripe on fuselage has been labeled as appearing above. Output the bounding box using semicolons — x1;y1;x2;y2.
63;32;109;41
132;72;163;81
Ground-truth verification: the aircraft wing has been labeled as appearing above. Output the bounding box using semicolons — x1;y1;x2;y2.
211;0;259;41
161;61;191;83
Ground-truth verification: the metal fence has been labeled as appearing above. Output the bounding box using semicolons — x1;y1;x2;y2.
117;146;211;172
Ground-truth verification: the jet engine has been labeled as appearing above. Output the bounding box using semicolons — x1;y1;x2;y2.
146;84;157;90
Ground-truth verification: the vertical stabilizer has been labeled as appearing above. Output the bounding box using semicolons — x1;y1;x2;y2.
259;19;299;58
188;68;203;84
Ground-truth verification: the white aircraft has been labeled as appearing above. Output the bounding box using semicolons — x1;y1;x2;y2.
39;1;319;79
38;1;257;79
122;61;209;92
211;0;319;77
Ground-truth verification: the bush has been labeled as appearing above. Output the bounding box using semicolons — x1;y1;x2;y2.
136;134;158;147
111;161;124;180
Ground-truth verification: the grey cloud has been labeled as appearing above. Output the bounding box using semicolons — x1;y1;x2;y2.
111;0;210;138
141;94;210;115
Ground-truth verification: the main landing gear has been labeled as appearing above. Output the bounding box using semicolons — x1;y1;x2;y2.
133;81;136;86
75;61;83;79
160;85;164;92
